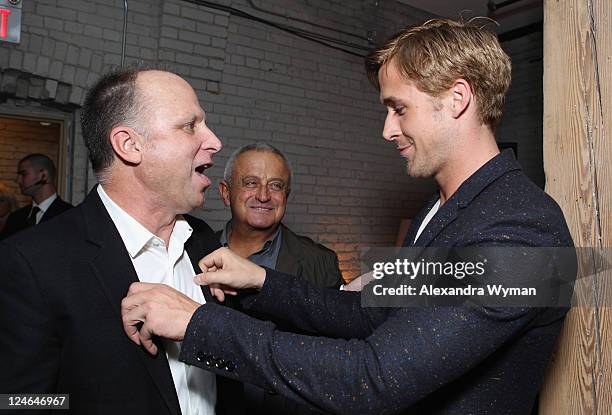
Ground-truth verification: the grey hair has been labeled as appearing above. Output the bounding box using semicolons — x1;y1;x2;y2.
223;143;292;192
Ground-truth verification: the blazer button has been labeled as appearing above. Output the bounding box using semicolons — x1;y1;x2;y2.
224;361;235;372
196;351;205;362
214;358;224;369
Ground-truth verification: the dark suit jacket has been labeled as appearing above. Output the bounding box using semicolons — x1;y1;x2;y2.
217;223;342;288
179;150;574;414
216;223;342;414
0;189;240;414
276;224;343;289
0;196;73;239
245;224;344;415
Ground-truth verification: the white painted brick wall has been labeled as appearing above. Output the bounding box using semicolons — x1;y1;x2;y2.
0;0;543;279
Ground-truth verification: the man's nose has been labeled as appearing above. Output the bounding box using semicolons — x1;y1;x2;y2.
256;184;271;202
382;111;399;142
201;126;222;154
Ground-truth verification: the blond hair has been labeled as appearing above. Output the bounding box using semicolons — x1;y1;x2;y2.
366;19;511;130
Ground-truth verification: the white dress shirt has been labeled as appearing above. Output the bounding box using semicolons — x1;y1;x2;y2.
97;186;216;415
32;193;58;224
414;199;440;244
339;199;442;292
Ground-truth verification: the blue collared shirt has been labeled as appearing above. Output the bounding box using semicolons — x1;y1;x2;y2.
219;221;283;269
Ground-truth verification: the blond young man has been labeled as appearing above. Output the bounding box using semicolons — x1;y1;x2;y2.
122;20;573;414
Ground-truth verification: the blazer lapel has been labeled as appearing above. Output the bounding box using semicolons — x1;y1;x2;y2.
413;198;460;247
8;205;31;234
275;225;302;276
411;150;523;248
403;194;439;246
185;227;216;304
82;189;182;415
41;198;61;222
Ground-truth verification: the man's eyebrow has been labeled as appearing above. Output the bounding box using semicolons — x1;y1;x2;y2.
179;114;201;127
176;115;194;125
382;96;399;106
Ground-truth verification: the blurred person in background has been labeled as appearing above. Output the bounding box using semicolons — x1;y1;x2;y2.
0;182;17;234
0;153;72;239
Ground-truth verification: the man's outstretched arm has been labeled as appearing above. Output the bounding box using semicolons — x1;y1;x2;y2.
197;247;387;338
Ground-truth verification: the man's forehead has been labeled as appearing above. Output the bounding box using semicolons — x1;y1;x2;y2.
378;57;402;80
135;70;193;98
135;70;203;119
378;62;421;104
136;69;183;84
17;161;31;171
378;61;404;98
378;60;392;80
235;151;289;176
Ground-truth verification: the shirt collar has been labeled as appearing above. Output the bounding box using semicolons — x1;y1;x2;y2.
220;220;281;254
97;185;192;258
219;221;231;247
33;193;58;212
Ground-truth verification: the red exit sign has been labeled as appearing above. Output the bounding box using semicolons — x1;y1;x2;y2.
0;0;22;44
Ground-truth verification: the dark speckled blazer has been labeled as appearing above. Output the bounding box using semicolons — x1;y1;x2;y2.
215;223;343;415
180;150;574;415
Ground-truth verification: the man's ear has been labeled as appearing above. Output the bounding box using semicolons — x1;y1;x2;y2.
450;79;472;119
38;171;48;185
219;180;231;207
109;126;143;165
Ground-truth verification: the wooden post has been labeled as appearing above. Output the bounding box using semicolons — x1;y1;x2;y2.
540;0;611;413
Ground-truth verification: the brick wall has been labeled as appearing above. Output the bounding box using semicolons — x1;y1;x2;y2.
197;1;434;278
0;0;543;279
497;30;545;188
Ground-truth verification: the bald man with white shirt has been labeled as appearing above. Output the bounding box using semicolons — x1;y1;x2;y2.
0;68;242;414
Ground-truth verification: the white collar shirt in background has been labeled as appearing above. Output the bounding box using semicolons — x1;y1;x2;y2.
32;193;57;224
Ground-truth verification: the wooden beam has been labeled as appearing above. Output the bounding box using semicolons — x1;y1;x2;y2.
541;0;611;413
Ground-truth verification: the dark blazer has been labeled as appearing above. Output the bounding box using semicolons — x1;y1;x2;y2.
0;196;73;239
216;223;343;414
253;225;344;415
0;189;241;414
216;224;342;289
179;150;574;414
276;224;343;289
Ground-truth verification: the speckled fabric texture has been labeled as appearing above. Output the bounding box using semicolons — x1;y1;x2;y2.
180;150;574;414
217;223;342;415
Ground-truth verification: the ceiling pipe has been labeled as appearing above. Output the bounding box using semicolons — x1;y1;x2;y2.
487;0;523;12
121;0;128;68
